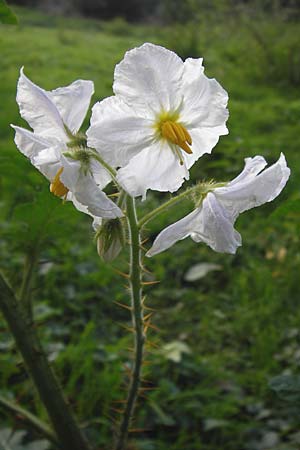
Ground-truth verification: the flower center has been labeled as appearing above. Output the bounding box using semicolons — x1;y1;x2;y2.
161;121;192;155
50;167;69;198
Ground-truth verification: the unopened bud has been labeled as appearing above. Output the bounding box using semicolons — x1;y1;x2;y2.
96;218;125;262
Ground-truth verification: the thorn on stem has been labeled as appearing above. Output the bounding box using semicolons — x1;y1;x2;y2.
114;301;132;311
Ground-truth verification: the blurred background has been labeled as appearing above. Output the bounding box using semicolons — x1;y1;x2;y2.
0;1;300;449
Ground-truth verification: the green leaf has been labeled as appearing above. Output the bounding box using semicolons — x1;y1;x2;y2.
0;0;17;24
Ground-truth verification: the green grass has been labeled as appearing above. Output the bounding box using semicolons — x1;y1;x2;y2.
0;5;300;450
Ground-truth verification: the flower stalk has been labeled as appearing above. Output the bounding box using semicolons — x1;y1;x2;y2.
138;183;215;229
115;196;145;450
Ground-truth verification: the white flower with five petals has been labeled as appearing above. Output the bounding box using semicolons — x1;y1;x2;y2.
12;69;123;220
147;153;290;256
87;43;229;199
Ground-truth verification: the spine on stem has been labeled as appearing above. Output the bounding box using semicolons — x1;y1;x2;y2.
115;196;145;450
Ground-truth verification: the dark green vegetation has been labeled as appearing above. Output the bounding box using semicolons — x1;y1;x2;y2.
1;5;300;450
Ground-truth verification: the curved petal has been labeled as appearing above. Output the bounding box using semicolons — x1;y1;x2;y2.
87;96;154;167
228;155;267;187
17;68;67;141
215;153;290;220
48;80;94;133
116;141;189;199
90;157;112;190
72;173;123;219
190;193;242;254
32;146;62;181
67;194;103;229
12;125;54;161
184;125;228;168
147;209;200;257
180;58;229;129
113;43;184;115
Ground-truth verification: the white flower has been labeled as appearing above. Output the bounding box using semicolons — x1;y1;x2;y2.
87;43;228;199
12;68;123;219
147;153;290;256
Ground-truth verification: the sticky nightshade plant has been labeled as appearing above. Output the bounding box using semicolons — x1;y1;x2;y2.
0;43;291;450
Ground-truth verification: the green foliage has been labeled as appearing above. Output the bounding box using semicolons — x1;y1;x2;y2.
0;0;17;24
0;5;299;450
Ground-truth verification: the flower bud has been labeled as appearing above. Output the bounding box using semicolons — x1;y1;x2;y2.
96;218;125;262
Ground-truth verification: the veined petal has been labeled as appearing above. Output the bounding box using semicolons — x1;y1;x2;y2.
72;173;123;219
184;125;228;168
12;125;54;161
67;194;103;229
48;80;94;134
116;142;189;200
17;68;67;141
190;193;242;254
180;58;229;128
90;157;112;190
113;43;184;114
32;146;62;181
87;96;154;167
147;209;200;257
227;155;267;186
215;153;290;220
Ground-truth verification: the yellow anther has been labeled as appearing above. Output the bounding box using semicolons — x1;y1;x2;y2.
161;120;192;155
50;167;69;198
161;121;178;143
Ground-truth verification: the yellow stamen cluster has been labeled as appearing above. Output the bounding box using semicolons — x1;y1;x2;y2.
50;167;69;198
161;121;192;155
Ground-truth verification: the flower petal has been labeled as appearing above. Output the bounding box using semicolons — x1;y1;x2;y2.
190;193;242;254
17;68;67;141
72;173;123;219
215;153;290;219
228;155;267;186
90;157;112;190
67;194;102;229
116;141;189;199
148;193;241;257
32;146;62;181
147;209;199;257
11;125;54;161
184;125;228;168
180;58;229;129
87;96;154;167
48;80;94;134
113;43;184;114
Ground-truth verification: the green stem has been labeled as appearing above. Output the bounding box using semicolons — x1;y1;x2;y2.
0;273;92;450
138;182;226;229
19;248;38;320
138;186;196;229
0;395;58;446
115;197;144;450
89;150;117;179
